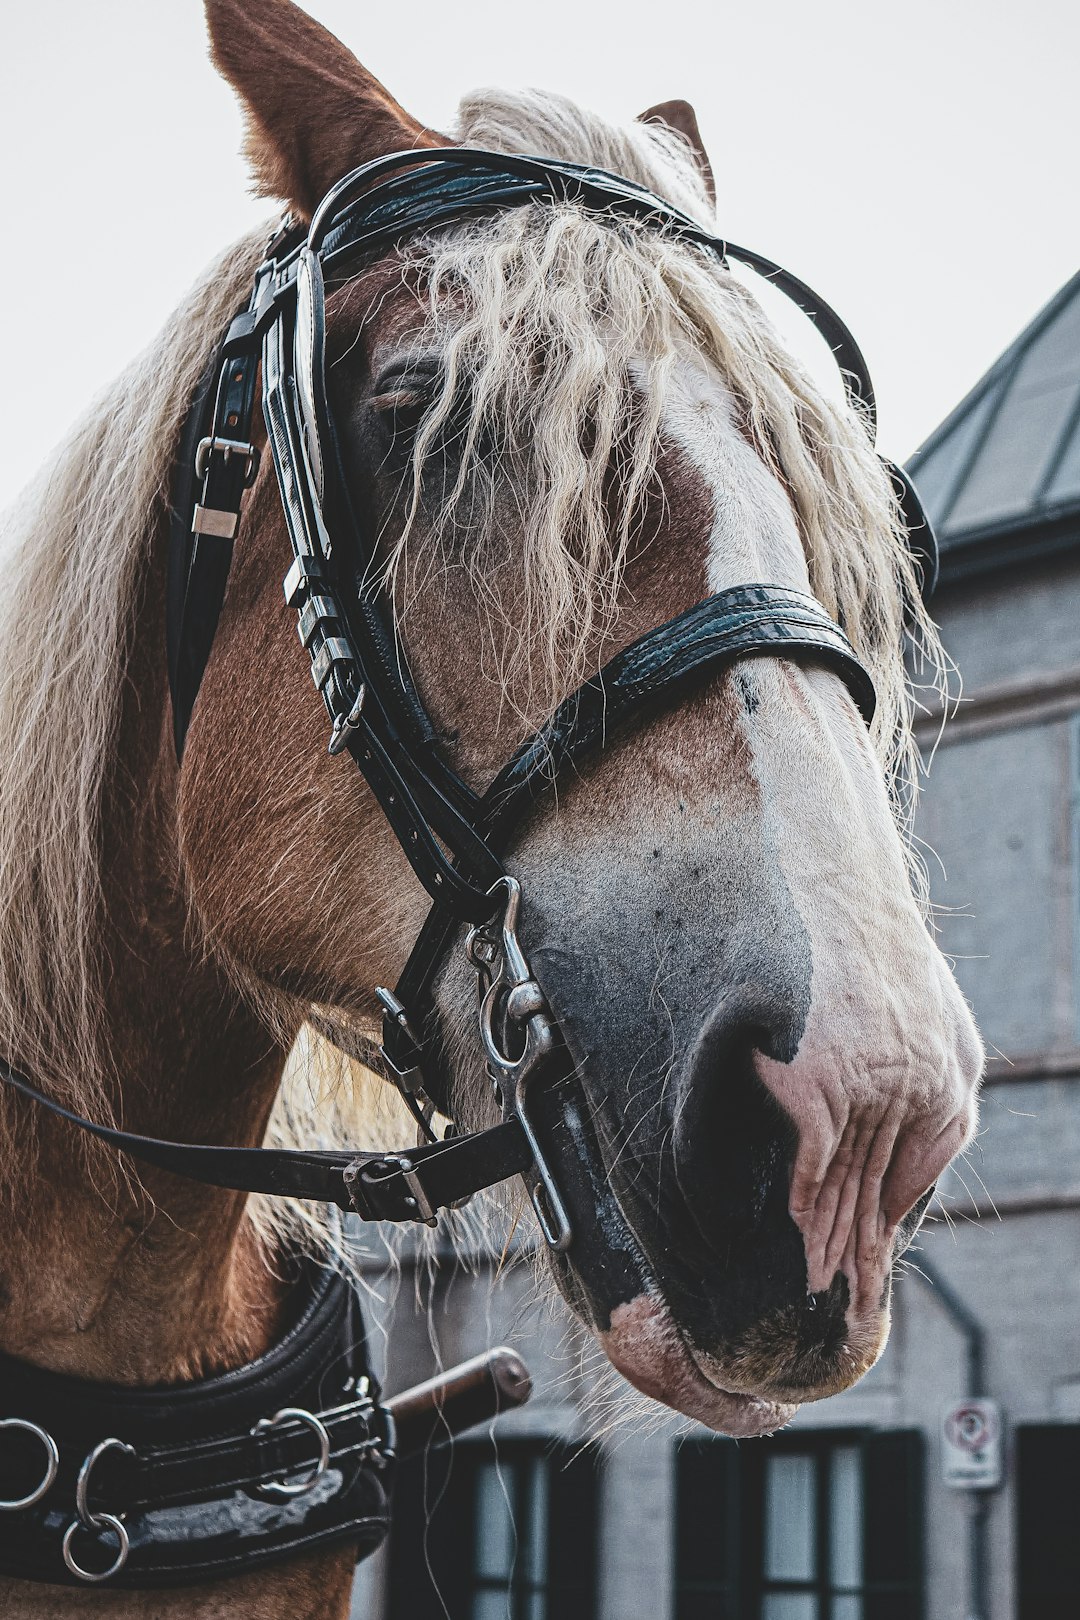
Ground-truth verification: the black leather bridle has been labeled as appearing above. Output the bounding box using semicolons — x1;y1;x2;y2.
0;142;932;1250
0;144;939;1588
4;146;936;1249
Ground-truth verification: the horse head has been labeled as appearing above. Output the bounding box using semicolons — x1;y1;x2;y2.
184;0;983;1437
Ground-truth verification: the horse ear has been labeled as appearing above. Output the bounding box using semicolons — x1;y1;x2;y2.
205;0;444;218
638;99;716;204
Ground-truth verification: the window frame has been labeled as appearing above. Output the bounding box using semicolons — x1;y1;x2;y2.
674;1427;924;1620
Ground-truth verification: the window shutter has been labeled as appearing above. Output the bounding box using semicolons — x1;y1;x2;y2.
387;1446;471;1620
862;1429;924;1619
1017;1424;1080;1618
675;1439;741;1619
546;1448;602;1619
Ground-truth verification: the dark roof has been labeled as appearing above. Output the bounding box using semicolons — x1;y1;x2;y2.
907;270;1080;581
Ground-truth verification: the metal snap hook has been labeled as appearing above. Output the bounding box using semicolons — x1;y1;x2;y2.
251;1407;331;1500
0;1418;59;1511
464;875;572;1252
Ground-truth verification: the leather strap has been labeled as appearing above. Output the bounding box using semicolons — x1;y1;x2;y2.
495;582;876;791
309;146;880;425
168;227;304;754
0;1060;531;1221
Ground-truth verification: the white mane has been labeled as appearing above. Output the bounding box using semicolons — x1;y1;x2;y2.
0;230;267;1128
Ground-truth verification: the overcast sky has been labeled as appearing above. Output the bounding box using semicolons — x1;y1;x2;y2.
1;0;1077;509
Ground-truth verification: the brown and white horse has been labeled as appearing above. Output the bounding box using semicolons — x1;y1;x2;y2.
0;0;982;1613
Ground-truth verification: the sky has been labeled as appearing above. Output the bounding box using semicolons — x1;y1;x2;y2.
1;0;1077;509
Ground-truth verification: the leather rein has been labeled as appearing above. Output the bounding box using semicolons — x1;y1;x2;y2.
2;146;936;1246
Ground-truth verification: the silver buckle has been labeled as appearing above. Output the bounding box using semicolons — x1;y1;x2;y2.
386;1154;438;1225
0;1418;59;1511
194;435;260;486
327;686;367;756
252;1407;331;1500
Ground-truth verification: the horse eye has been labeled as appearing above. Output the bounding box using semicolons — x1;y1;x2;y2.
372;386;432;445
371;360;442;445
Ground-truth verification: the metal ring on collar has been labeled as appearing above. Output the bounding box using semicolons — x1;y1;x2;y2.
62;1512;130;1584
251;1406;331;1499
74;1437;136;1528
0;1417;59;1511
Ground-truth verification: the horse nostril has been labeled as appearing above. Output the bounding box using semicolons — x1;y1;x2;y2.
672;991;803;1246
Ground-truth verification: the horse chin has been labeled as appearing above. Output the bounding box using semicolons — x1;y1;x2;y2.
685;1302;891;1408
596;1290;797;1438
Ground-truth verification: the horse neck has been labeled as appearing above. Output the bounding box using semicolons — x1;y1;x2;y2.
0;508;294;1386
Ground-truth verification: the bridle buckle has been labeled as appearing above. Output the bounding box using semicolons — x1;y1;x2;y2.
357;1154;438;1226
385;1155;438;1225
194;435;260;486
327;686;367;756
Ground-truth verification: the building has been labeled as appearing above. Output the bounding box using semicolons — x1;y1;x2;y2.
351;271;1080;1620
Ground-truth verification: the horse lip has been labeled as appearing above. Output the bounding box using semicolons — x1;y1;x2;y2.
597;1288;798;1438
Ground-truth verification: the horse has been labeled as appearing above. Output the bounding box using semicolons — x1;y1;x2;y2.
0;0;983;1613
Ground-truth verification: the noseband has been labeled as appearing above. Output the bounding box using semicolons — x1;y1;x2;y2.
4;146;937;1249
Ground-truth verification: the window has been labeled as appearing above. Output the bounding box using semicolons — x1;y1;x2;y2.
388;1439;600;1620
675;1430;923;1620
472;1451;554;1620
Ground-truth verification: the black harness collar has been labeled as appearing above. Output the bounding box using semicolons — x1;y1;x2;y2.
0;1251;394;1587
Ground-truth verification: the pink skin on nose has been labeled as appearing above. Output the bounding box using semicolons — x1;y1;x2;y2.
732;667;985;1313
756;1040;977;1307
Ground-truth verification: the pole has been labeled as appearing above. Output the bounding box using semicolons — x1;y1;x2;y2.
912;1259;990;1620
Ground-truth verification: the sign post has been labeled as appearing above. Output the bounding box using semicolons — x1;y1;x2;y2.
941;1399;1003;1490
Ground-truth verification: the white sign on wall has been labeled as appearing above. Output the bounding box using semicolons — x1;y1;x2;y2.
941;1398;1003;1489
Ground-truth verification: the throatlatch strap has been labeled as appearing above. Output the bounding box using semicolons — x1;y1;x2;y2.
0;1060;531;1223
